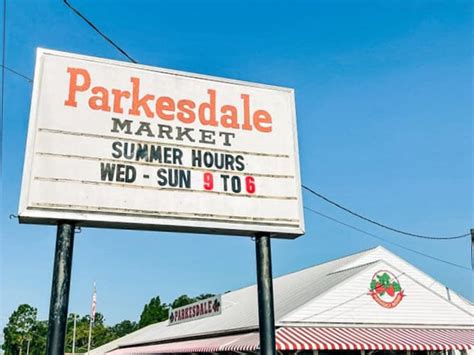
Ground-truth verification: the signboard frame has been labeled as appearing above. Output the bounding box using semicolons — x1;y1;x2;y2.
18;48;305;239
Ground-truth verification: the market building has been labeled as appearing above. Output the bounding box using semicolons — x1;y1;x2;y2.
90;246;473;355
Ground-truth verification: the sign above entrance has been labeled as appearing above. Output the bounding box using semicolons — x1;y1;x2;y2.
19;49;304;238
169;295;221;326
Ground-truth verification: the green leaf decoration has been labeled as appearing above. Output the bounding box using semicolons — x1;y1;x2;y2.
382;273;391;287
370;280;377;290
393;282;401;292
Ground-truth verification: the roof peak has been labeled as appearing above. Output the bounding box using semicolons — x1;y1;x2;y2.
273;245;384;281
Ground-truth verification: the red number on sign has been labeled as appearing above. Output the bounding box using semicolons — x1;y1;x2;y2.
203;172;214;190
245;176;256;194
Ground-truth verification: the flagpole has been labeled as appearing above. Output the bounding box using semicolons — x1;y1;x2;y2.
87;282;96;355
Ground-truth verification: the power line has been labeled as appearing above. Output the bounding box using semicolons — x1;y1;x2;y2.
304;206;471;271
4;70;469;245
3;65;470;244
0;64;32;83
10;4;470;244
303;185;469;240
57;3;469;242
63;0;137;64
58;0;469;243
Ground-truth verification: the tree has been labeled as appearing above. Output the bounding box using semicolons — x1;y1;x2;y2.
28;321;47;355
2;304;37;355
170;295;195;309
170;293;216;310
64;312;114;353
195;294;215;301
110;320;138;338
138;296;169;328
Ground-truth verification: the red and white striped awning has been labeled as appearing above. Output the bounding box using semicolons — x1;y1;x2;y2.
276;327;474;351
107;332;259;354
108;327;473;354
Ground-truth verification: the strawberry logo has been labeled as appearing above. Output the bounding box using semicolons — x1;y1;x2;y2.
369;270;404;308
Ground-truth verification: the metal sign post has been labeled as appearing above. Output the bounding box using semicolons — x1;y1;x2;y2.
255;234;276;355
46;222;75;355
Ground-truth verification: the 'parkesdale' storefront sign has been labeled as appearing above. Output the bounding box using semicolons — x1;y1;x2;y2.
169;295;221;326
19;49;304;238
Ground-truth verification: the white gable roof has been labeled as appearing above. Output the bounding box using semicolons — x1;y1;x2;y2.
281;259;473;326
337;246;473;313
118;251;375;348
90;246;473;355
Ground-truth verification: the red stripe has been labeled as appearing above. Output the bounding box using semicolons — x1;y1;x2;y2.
275;329;291;350
331;327;365;350
386;327;422;350
374;327;408;350
275;328;290;351
299;327;327;349
353;328;388;350
314;327;342;350
306;327;334;350
431;329;466;350
323;327;352;350
436;329;460;350
285;327;309;350
288;327;312;350
397;328;431;351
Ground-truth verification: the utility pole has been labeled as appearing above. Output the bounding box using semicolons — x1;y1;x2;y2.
72;313;77;355
26;338;31;355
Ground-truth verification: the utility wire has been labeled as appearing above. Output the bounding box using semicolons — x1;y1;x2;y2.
15;4;471;243
5;63;470;244
3;63;470;244
58;0;469;242
303;185;469;240
63;0;137;64
304;206;471;271
0;64;32;83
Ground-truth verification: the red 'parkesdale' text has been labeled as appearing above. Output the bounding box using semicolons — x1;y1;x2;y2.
64;67;273;133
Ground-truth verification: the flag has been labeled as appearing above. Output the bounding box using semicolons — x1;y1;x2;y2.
90;282;97;323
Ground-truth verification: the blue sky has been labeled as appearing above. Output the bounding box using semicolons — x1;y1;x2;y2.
1;0;472;332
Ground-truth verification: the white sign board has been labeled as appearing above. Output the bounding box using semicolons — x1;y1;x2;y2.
19;49;304;238
168;295;221;326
